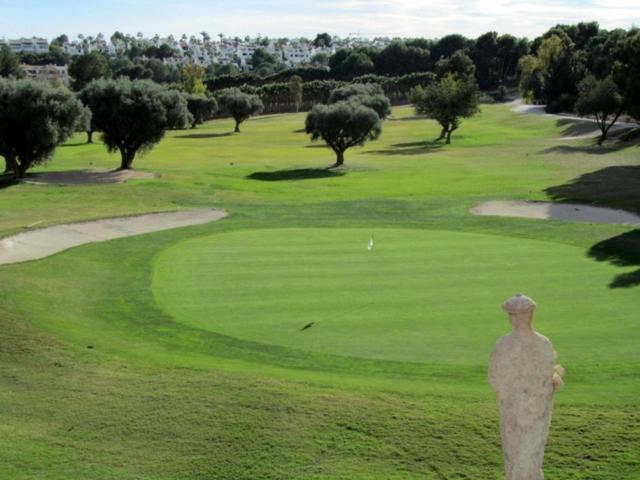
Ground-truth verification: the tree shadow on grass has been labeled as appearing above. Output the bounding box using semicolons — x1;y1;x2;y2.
247;168;346;181
544;166;640;214
588;230;640;288
175;132;233;139
555;118;600;138
538;143;631;155
368;140;444;156
539;122;640;155
0;173;18;189
555;118;639;139
388;115;428;121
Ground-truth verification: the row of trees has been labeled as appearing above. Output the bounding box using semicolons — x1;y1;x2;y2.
304;70;481;166
68;51;184;90
230;72;438;115
517;23;640;143
0;77;263;179
202;33;527;90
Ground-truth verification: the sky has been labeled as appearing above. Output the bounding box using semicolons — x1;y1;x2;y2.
1;0;639;40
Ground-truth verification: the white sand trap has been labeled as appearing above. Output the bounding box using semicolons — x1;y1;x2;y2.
0;209;227;265
471;201;640;226
25;169;158;185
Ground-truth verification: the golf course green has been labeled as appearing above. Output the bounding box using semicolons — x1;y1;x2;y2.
0;104;638;479
153;228;639;365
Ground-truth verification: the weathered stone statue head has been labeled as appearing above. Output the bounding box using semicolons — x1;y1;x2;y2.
502;293;536;330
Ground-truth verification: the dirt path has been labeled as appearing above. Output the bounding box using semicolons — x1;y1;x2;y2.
471;201;640;226
0;209;227;265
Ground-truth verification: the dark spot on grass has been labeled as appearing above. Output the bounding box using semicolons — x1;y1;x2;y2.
247;169;345;182
175;132;233;139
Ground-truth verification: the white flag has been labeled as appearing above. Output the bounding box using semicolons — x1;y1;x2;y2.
367;236;374;251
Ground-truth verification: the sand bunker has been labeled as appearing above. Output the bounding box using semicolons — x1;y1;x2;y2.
25;169;158;185
471;201;640;226
0;209;227;265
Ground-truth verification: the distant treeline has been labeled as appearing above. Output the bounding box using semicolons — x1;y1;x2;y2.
208;72;436;114
517;23;640;114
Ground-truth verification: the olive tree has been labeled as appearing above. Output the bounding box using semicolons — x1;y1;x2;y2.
77;83;102;143
575;75;625;145
0;78;83;179
410;75;480;144
83;78;186;170
186;94;218;128
159;89;192;129
305;101;381;168
217;88;263;132
327;83;383;102
328;83;391;120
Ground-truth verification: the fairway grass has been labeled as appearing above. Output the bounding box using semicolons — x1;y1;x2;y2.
0;104;639;479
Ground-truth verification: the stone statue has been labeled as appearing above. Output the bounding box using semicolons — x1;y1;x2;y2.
489;294;564;480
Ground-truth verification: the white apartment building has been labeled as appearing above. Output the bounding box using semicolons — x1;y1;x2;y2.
0;37;49;54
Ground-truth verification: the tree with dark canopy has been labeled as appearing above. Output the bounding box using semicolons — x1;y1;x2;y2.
436;50;476;80
327;83;384;102
613;29;640;122
575;75;625;145
328;83;391;120
159;89;192;129
0;79;83;179
374;41;431;76
329;50;375;79
305;101;381;168
217;88;264;132
0;45;23;78
83;78;184;169
410;75;480;144
68;51;110;91
431;34;470;62
252;48;284;77
186;94;218;128
313;33;332;48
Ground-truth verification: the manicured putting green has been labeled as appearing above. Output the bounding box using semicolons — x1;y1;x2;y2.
152;228;639;366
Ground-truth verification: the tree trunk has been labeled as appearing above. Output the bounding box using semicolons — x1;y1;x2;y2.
119;148;135;170
597;131;606;146
437;124;448;141
327;150;345;169
16;158;29;179
87;130;93;144
3;153;17;175
446;129;453;144
234;121;240;133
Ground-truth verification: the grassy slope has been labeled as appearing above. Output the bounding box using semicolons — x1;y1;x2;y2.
0;105;639;479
